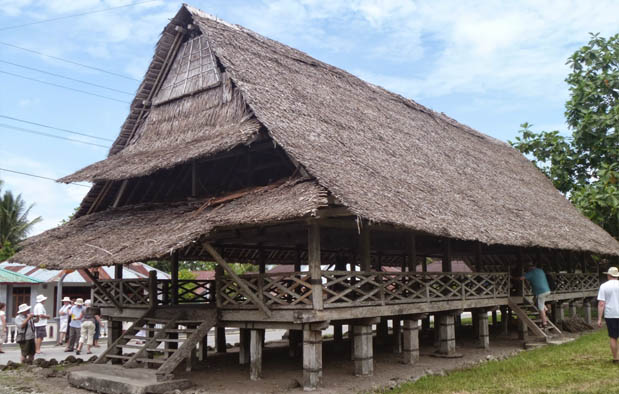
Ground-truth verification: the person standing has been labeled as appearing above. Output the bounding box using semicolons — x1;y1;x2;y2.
65;298;84;352
57;297;72;345
0;302;6;353
32;294;50;354
14;303;35;364
76;300;98;355
516;264;551;327
598;267;619;363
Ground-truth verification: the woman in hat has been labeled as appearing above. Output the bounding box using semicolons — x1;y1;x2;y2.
33;294;50;354
76;300;99;355
57;297;72;346
14;304;35;364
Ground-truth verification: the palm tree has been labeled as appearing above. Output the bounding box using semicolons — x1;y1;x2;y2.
0;179;42;246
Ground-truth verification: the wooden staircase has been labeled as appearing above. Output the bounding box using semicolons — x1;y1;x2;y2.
96;308;217;381
508;298;561;341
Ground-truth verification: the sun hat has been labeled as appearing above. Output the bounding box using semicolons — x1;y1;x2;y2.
17;304;31;314
84;299;92;306
36;294;47;303
605;267;619;278
75;298;84;306
62;296;71;302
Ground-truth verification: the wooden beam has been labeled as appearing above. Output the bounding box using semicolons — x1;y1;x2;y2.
203;242;272;317
308;222;324;311
171;253;179;305
112;180;128;208
442;239;452;272
82;269;122;312
114;264;123;279
407;233;416;272
359;221;371;272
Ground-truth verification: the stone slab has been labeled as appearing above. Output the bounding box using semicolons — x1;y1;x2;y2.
68;365;192;394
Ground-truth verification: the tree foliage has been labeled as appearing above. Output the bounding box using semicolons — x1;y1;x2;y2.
0;179;42;260
510;33;619;238
147;259;258;275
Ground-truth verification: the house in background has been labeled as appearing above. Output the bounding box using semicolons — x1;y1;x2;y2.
0;261;169;323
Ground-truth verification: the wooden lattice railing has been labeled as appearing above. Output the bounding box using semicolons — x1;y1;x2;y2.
217;272;314;309
93;278;216;308
217;271;510;310
94;271;597;310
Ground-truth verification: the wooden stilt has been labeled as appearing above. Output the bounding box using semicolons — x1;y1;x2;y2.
199;331;208;362
239;328;250;365
308;222;323;311
584;301;592;324
216;327;226;353
250;329;264;381
501;306;509;336
472;311;479;339
393;319;402;354
353;325;373;376
334;324;343;344
402;319;419;364
559;303;566;322
518;318;528;340
303;328;323;390
109;319;122;364
570;302;578;318
477;310;489;349
359;222;371;272
438;314;456;356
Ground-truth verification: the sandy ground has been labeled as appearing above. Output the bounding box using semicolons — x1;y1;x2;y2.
0;324;553;394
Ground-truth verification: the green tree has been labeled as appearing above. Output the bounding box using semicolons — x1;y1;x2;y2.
511;33;619;238
0;179;42;259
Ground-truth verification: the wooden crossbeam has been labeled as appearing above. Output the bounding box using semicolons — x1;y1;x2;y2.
83;269;123;312
203;242;272;317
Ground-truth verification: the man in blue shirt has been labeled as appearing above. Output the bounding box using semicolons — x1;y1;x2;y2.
518;264;551;327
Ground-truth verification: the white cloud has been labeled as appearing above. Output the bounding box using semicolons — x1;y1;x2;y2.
0;151;88;235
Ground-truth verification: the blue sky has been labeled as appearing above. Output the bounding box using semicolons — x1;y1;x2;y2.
0;0;618;236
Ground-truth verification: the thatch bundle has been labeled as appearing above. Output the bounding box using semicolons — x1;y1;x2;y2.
15;180;327;269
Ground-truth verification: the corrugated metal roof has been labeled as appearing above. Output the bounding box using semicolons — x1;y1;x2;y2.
0;267;41;283
0;261;170;283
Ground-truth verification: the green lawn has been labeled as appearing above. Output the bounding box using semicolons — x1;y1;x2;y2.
390;329;619;394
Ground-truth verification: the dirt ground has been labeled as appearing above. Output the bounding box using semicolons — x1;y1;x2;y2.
0;326;582;394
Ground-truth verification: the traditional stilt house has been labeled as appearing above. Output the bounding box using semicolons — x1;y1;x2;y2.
13;4;619;391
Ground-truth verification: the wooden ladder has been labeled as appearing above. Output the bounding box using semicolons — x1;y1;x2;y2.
508;298;561;341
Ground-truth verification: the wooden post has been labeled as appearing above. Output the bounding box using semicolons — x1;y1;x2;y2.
377;318;389;343
421;256;428;273
239;328;250;365
359;222;371;272
438;314;456;355
402;318;419;364
501;306;509;335
308;222;323;311
477;310;489;349
393;318;402;354
199;331;208;362
216;327;226;353
442;239;452;272
475;243;483;272
492;310;498;327
559;303;566;322
109;319;122;364
114;264;123;279
250;329;264;381
472;311;479;339
171;253;179;305
334;324;343;344
148;270;158;308
295;246;302;272
570;302;578;318
584;300;593;324
407;233;416;272
518;318;528;341
517;250;525;296
352;325;373;376
303;328;323;390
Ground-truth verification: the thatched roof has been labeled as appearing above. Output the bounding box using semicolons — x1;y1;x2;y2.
30;3;619;264
14;180;327;269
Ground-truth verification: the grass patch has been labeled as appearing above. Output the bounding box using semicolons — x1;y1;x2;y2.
390;329;619;394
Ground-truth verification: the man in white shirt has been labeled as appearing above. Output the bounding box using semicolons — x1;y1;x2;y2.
33;294;50;354
598;266;619;363
57;297;72;345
